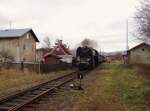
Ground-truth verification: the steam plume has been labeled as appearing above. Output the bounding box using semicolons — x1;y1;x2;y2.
81;38;98;48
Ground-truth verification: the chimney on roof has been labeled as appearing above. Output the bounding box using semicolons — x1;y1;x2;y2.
58;40;62;44
5;29;9;31
55;39;63;46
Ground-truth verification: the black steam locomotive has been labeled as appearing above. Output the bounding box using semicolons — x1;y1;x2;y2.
76;46;104;70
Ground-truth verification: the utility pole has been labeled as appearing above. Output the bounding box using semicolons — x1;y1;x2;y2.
126;19;129;51
125;19;129;64
9;21;12;29
99;44;101;55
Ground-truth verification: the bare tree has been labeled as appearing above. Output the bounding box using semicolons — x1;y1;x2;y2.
55;39;63;45
0;49;14;63
43;36;51;48
135;0;150;41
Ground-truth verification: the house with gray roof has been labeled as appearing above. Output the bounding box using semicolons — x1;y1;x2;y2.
127;42;150;65
0;28;39;63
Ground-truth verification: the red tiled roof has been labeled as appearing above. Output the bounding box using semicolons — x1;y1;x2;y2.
43;43;71;58
59;44;71;55
43;54;62;59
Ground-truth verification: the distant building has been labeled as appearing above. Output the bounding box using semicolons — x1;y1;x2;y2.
0;28;39;63
43;54;62;64
36;48;51;62
43;40;72;64
127;42;150;64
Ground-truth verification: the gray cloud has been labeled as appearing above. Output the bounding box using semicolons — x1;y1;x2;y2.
106;20;126;31
81;22;102;33
0;15;10;26
0;0;137;52
0;0;84;7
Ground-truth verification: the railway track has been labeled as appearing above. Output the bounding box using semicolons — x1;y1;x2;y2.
0;71;81;111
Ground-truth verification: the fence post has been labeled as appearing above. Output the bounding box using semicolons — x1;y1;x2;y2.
38;61;41;74
21;61;24;71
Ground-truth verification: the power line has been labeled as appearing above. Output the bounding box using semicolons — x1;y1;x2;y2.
91;32;133;38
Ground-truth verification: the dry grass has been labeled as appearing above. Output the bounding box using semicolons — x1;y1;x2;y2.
44;63;150;111
74;64;150;111
133;64;150;79
0;69;74;97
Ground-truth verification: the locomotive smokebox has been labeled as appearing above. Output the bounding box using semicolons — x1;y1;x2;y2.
76;46;96;70
78;62;90;70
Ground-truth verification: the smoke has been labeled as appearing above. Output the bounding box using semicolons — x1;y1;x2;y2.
81;38;98;48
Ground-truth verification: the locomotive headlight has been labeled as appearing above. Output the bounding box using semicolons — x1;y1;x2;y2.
86;58;90;61
77;57;80;61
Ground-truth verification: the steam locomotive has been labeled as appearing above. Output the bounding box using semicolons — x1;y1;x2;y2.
76;46;105;70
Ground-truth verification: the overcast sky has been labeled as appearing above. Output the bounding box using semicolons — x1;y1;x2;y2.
0;0;140;52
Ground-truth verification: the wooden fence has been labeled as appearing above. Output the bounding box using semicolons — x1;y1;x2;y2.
0;62;72;73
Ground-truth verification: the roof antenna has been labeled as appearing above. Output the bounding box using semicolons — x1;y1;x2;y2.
9;21;12;29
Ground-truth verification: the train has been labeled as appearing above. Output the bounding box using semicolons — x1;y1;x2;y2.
76;46;105;70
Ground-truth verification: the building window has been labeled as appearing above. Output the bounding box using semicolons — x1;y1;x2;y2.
26;34;30;39
32;44;35;51
56;48;59;51
23;44;26;50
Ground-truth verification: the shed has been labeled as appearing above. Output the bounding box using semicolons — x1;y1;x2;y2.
43;54;62;64
127;42;150;64
43;41;72;64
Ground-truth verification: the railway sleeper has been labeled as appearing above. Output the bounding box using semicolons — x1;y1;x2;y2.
38;88;57;92
37;100;49;105
25;94;38;97
1;102;18;107
31;91;43;95
3;102;20;106
0;106;12;111
11;99;26;103
49;81;63;85
26;104;40;109
27;104;43;111
19;96;35;100
46;84;60;87
39;87;51;90
22;108;35;111
38;89;49;92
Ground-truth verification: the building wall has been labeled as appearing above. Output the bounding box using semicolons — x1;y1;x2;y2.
36;50;43;62
128;45;150;64
19;32;36;62
0;38;19;61
44;56;60;64
0;32;36;62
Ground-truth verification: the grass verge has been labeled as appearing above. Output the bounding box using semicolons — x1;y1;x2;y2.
44;63;150;111
0;69;74;97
